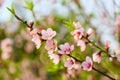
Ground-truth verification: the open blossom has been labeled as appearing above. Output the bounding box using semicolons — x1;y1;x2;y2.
67;64;81;77
86;28;94;36
31;35;41;49
30;29;41;49
45;40;57;54
1;38;13;59
71;29;84;41
41;28;56;40
92;52;102;63
73;22;83;30
49;54;60;65
82;56;93;71
58;43;74;54
71;22;84;41
64;58;75;69
77;40;86;52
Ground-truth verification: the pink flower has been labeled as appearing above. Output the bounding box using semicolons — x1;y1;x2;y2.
30;28;38;36
86;28;94;36
1;38;13;50
92;52;102;63
45;40;57;54
41;28;56;40
67;64;81;77
1;52;11;60
77;40;86;52
82;56;93;71
30;29;41;49
49;54;60;65
59;43;74;54
1;38;13;60
64;58;75;69
71;29;84;41
31;35;41;49
73;22;83;29
71;22;84;41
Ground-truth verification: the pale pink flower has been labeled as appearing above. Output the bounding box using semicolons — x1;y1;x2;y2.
30;29;41;49
31;35;41;49
77;40;86;52
24;42;34;53
71;29;84;41
73;22;83;29
49;54;60;65
41;28;56;40
104;40;111;49
1;38;13;50
1;52;11;60
45;40;57;54
64;58;75;69
72;22;84;41
82;56;93;71
1;38;13;60
30;28;38;36
67;63;81;77
92;52;102;63
86;28;94;36
59;43;74;54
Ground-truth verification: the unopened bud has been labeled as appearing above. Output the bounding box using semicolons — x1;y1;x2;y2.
30;21;34;28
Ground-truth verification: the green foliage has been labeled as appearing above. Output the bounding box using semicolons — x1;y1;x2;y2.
25;0;34;10
7;4;15;15
64;20;75;31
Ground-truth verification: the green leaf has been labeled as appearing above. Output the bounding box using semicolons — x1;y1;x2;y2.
7;4;15;15
25;0;34;10
64;20;75;31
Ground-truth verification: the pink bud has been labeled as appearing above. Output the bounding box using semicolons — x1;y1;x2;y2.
30;21;34;28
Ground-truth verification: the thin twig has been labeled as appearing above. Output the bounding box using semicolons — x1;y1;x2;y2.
92;67;115;80
15;15;31;29
68;54;116;80
82;36;106;53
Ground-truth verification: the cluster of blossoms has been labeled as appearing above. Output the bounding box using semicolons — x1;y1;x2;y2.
28;21;119;80
29;22;95;72
1;38;13;60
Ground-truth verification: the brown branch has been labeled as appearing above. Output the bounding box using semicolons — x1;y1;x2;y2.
68;54;116;80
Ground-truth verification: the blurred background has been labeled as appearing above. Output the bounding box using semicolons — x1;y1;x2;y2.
0;0;120;80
